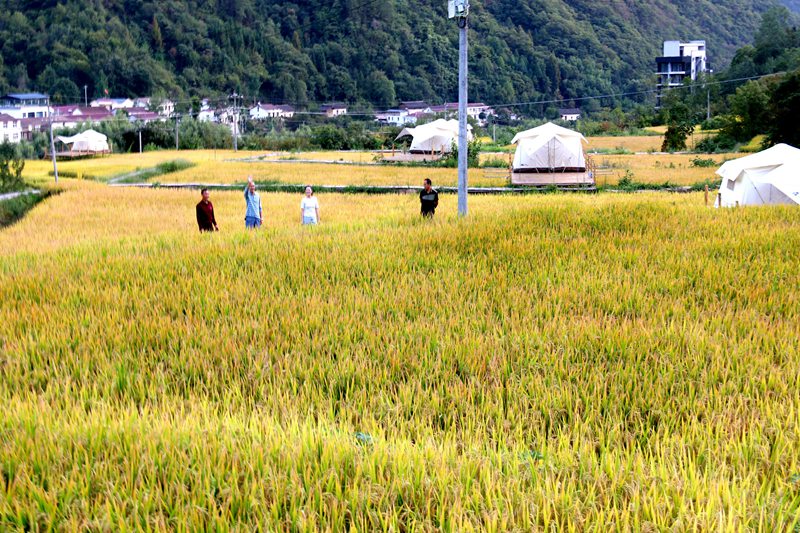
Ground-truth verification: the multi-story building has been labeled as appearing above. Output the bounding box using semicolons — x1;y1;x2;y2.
0;93;52;119
656;40;708;107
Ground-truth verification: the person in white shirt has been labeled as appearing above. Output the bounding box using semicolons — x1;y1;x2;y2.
300;186;320;225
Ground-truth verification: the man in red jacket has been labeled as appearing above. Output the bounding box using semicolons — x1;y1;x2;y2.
196;188;219;232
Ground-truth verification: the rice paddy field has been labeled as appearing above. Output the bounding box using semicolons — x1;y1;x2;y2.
589;153;741;187
17;130;736;190
2;163;800;531
22;143;740;191
21;150;265;181
169;159;503;188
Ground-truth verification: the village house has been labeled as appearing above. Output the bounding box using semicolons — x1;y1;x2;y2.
559;108;581;121
133;97;174;116
19;117;49;141
52;105;115;124
197;100;217;122
276;105;295;118
0;113;22;143
216;107;243;136
0;93;52;119
250;103;282;119
375;109;417;126
321;103;347;118
249;103;296;120
126;109;163;124
399;101;432;116
90;97;135;111
156;99;175;117
428;102;494;125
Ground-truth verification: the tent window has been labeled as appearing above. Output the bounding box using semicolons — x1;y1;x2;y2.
726;179;735;191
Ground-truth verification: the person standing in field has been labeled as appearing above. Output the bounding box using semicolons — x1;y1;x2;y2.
419;178;439;218
196;188;219;232
300;186;320;225
244;175;262;229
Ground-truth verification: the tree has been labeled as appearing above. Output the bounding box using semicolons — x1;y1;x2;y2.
50;78;81;104
725;80;771;141
0;142;25;193
0;52;7;94
366;71;395;109
151;15;163;52
768;70;800;147
660;95;694;152
753;7;793;66
311;125;347;150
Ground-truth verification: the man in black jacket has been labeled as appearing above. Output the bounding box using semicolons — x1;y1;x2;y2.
419;178;439;218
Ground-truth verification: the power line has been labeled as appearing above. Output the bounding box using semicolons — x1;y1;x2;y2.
494;72;785;109
195;71;783;117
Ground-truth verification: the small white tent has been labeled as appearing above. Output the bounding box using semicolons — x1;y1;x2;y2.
395;119;472;154
510;122;592;185
57;129;110;154
715;143;800;207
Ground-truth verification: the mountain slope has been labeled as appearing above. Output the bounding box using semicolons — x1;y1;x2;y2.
782;0;800;12
0;0;786;108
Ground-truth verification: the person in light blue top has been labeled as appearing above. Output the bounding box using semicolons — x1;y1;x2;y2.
244;175;262;228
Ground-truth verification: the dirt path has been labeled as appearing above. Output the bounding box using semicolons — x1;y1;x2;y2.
0;189;40;202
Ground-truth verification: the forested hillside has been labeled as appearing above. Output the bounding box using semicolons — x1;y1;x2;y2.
782;0;800;12
0;0;790;108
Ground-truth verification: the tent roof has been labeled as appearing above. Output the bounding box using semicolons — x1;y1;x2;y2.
395;119;469;141
716;143;800;183
57;129;108;144
511;122;587;145
765;165;800;204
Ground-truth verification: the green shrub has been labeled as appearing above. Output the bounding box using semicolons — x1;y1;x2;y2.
690;157;717;168
0;141;26;193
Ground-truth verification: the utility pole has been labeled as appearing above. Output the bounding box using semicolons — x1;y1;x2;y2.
83;85;88;107
706;89;711;121
174;114;179;150
138;127;143;154
230;92;240;152
47;97;58;183
449;0;469;217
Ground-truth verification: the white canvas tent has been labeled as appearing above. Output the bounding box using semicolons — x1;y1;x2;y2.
510;122;592;186
57;129;110;154
715;143;800;207
395;119;472;154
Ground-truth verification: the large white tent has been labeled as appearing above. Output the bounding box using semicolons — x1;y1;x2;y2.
715;143;800;207
511;122;587;171
57;129;110;154
510;122;592;185
395;119;472;154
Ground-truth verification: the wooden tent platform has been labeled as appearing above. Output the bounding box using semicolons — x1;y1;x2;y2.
47;150;111;161
381;152;445;163
511;171;594;186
